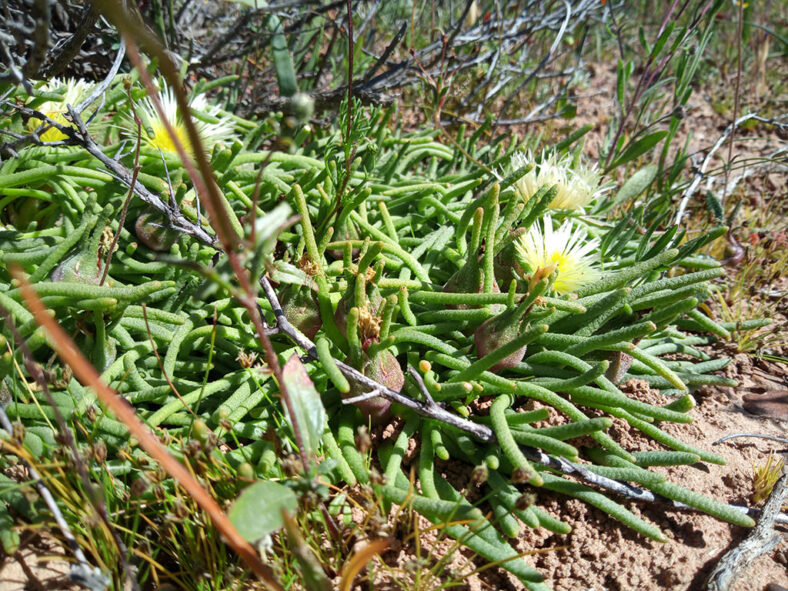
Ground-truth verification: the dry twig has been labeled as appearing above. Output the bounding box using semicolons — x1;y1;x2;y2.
705;474;788;591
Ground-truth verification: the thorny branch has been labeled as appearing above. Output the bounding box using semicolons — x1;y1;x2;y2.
674;112;788;226
521;447;788;526
5;101;218;246
41;2;101;78
714;433;788;446
675;112;756;226
225;0;607;122
0;38;125;156
22;0;51;78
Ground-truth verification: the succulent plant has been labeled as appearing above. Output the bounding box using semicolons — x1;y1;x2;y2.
0;79;766;591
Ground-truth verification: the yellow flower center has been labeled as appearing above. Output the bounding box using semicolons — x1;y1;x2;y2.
548;251;570;270
28;109;72;141
146;120;194;157
514;216;600;294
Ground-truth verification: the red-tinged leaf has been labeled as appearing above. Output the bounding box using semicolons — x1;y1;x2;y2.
281;354;326;457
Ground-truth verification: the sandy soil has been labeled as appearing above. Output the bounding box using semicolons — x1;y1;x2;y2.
0;538;78;591
4;367;785;591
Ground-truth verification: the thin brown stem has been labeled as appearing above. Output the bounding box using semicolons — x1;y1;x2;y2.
345;0;354;145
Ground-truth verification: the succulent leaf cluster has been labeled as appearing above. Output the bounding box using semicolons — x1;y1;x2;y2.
0;82;768;589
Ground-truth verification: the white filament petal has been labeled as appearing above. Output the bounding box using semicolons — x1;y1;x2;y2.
123;84;235;158
514;215;600;294
512;151;602;211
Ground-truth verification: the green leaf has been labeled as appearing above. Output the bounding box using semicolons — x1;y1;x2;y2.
228;481;298;544
559;102;577;119
611;164;658;207
267;13;299;97
650;22;674;60
553;123;593;152
254;202;292;249
638;26;650;54
608;131;668;170
704;191;724;222
251;202;293;281
0;502;20;554
281;354;326;458
269;261;309;286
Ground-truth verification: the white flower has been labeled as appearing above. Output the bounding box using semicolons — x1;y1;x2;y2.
514;215;600;294
27;78;94;141
512;151;602;211
126;84;235;158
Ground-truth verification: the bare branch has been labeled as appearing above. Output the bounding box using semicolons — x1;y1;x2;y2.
705;474;788;591
22;0;51;78
674;112;788;226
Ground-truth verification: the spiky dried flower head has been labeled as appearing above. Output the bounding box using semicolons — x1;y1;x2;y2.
27;78;95;141
297;252;321;277
124;83;234;159
514;215;600;294
512;151;602;211
358;305;382;345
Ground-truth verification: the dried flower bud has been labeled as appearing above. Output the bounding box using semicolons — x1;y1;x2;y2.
511;467;532;484
171;498;188;520
356;426;372;455
369;468;387;486
85;405;97;423
514;492;537;511
130;476;149;498
236;349;258;369
11;421;25;444
471;463;488;486
92;440;107;464
157;429;171;446
54;431;69;446
282;455;303;477
184;439;202;458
